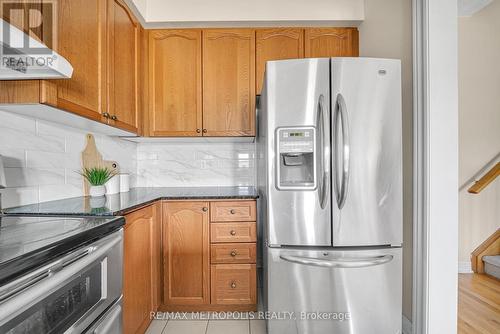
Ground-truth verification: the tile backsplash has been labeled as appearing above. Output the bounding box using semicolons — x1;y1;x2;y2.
136;141;256;187
0;111;257;208
0;111;138;208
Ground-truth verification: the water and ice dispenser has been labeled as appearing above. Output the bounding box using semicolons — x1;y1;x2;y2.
276;127;316;190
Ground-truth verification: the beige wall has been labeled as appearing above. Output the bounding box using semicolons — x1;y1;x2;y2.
134;0;364;23
458;1;500;263
358;0;413;320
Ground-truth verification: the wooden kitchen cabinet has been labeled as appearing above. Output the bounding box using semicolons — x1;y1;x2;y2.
305;28;359;58
55;0;107;122
148;29;202;136
202;29;256;136
256;28;304;93
163;201;210;306
106;0;141;133
123;203;162;334
0;0;143;135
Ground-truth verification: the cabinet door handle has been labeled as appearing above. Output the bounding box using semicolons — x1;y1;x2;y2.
230;209;236;214
202;207;208;212
203;129;207;133
230;230;236;236
230;281;237;289
102;112;110;118
111;115;118;121
196;129;201;133
230;250;237;257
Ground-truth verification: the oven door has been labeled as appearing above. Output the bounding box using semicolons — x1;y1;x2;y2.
0;229;123;334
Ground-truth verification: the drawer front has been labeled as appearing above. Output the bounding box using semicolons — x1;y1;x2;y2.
210;201;256;222
211;243;257;264
211;222;257;243
211;264;256;305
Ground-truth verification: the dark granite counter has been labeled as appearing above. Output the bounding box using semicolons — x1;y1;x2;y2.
0;215;124;285
1;187;258;217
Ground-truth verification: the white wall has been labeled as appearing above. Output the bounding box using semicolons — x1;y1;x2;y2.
0;111;137;208
136;142;255;187
132;0;364;24
358;0;413;321
458;1;500;264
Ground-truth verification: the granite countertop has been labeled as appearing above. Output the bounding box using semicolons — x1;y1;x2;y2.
2;186;258;217
0;215;124;285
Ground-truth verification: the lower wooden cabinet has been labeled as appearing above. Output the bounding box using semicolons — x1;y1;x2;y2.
160;200;257;312
162;201;210;306
123;204;161;334
211;264;257;305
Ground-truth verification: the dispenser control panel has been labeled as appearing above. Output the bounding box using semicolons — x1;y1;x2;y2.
276;127;316;190
278;128;315;154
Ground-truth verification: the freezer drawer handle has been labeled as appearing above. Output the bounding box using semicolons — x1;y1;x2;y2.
279;254;393;268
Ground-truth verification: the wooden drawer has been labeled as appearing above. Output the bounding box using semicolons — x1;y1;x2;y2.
211;243;256;264
211;264;256;305
211;222;257;243
210;201;256;222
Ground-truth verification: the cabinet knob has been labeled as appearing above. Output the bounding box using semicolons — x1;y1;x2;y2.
111;115;118;121
102;112;110;118
230;250;237;257
203;129;207;133
230;209;236;214
230;281;237;289
196;129;201;133
202;207;208;212
230;230;236;236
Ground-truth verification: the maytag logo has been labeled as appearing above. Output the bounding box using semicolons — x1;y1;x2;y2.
1;0;57;73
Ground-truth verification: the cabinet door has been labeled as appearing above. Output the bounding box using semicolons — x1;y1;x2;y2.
256;28;304;93
107;0;140;133
305;28;359;58
149;30;202;136
203;29;256;136
56;0;106;122
123;205;160;334
163;202;210;305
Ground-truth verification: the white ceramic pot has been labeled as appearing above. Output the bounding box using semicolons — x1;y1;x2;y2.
89;185;106;197
105;175;120;195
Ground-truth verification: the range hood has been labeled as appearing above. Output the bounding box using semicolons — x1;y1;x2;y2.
0;19;73;80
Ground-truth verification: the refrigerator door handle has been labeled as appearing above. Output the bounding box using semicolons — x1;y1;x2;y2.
335;93;350;209
317;94;330;209
280;254;394;268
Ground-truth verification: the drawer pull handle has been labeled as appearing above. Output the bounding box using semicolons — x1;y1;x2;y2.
230;230;237;236
230;250;237;257
230;209;236;214
202;207;208;212
231;281;237;289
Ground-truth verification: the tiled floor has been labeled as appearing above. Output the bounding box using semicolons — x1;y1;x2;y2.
145;317;267;334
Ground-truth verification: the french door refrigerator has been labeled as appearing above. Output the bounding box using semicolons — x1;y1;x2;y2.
257;57;403;334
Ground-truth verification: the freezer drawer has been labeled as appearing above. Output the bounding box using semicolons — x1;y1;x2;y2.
266;247;402;334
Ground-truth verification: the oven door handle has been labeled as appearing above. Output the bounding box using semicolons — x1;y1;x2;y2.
0;230;123;314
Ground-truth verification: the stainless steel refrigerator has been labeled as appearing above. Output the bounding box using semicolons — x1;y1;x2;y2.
257;57;403;334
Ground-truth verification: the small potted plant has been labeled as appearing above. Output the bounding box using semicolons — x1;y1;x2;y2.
79;167;116;197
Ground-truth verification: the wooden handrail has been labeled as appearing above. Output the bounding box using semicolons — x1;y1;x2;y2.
471;229;500;273
468;162;500;194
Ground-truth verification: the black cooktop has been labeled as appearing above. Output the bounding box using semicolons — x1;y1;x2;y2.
0;215;124;285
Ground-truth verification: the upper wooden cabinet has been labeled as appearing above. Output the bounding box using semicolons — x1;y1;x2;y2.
256;28;304;93
107;0;141;133
305;28;359;58
149;29;202;136
55;0;107;122
202;29;256;137
0;0;142;135
163;201;210;306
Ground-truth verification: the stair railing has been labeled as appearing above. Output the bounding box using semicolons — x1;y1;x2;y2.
459;152;500;194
